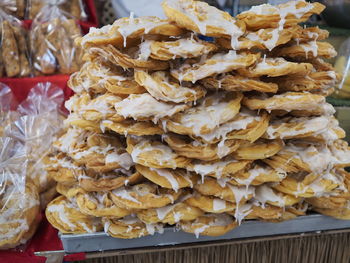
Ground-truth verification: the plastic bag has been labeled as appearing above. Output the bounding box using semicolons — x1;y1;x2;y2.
0;84;18;137
28;0;87;20
0;137;40;250
30;4;83;75
0;0;26;19
0;9;31;77
334;37;350;99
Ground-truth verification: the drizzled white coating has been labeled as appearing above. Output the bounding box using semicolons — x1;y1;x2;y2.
112;188;141;204
150;167;179;192
255;185;285;207
192;159;238;179
164;0;244;49
213;198;227;212
115;93;188;123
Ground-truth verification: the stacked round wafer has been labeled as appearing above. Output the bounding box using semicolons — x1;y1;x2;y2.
46;0;350;239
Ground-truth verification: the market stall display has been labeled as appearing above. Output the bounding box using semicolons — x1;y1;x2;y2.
44;0;350;242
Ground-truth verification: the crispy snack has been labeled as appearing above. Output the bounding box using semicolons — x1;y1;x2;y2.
114;93;189;123
76;190;132;218
109;182;182;209
65;92;123;123
78;170;143;192
232;139;283;160
0;181;40;249
264;140;350;174
243;92;329;113
218;27;297;51
135;164;198;191
10;24;31;77
85;45;169;71
54;128;134;173
163;133;241;160
46;152;84;184
79;16;184;48
162;0;245;49
228;164;286;186
149;37;217;60
103;215;164;239
134;70;206;103
293;26;329;43
171;51;259;82
313;205;350;220
272;171;341;198
1;21;20;77
192;109;269;144
263;116;345;141
201;73;278;93
190;157;251;180
126;136;191;169
46;196;103;234
137;201;203;224
268;70;339;93
236;1;325;31
166;92;243;137
307;170;350;210
243;204;284;221
185;192;235;213
102;119;164;136
194;177;255;203
273;41;337;59
238;57;313;78
254;184;302;207
68;61;145;95
180;213;237;237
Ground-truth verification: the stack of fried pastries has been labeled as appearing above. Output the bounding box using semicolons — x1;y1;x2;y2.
46;0;350;239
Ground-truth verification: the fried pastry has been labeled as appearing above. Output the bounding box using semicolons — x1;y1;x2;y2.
79;16;184;48
76;190;132;218
137;200;203;225
243;92;329;114
293;26;329;43
272;171;341;198
185;192;235;213
171;51;260;82
194;177;255;203
264;141;350;174
236;1;325;31
86;45;169;71
162;0;245;49
254;184;302;207
109;182;182;209
103;215;164;239
135;164;198;191
313;205;350;220
134;70;206;103
46;196;102;234
232;139;283;160
229;164;286;186
126;136;191;169
114;93;189;123
101;119;164;136
201;73;278;93
149;37;217;60
190;157;251;180
179;213;237;237
238;57;313;78
166;92;243;137
264;116;345;141
163;133;241;160
273;41;337;59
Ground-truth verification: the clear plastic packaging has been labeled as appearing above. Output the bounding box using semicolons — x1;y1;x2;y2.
334;37;350;99
0;0;26;19
28;0;87;20
29;4;83;75
0;9;31;77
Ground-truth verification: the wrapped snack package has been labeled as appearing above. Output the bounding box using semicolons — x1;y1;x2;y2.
0;9;31;77
28;0;87;20
45;0;350;240
333;37;350;99
0;0;26;19
0;138;40;249
30;4;83;75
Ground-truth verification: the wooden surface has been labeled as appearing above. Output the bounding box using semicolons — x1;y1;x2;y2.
75;229;350;263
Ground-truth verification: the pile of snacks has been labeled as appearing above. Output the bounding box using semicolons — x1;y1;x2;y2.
46;0;350;239
0;83;64;249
